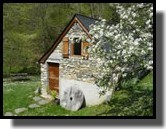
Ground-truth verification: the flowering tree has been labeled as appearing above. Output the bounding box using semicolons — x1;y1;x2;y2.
87;3;153;93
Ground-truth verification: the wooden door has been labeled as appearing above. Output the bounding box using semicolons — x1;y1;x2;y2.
48;63;59;93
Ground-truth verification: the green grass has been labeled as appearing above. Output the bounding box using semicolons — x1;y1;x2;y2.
3;76;40;114
100;72;154;116
139;72;153;90
3;76;110;116
20;103;111;116
3;73;153;116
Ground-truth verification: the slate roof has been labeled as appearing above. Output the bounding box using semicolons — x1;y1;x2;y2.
75;14;99;31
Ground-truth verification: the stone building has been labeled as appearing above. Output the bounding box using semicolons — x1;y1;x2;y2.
38;14;113;107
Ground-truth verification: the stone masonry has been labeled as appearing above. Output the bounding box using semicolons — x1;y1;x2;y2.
40;22;113;106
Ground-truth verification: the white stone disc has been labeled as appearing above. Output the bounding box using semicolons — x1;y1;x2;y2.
60;86;84;111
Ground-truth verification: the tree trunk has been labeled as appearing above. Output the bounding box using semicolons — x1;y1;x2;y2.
89;3;94;17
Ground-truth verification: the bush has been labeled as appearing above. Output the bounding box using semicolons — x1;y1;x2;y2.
107;73;153;116
3;64;40;78
19;66;40;75
50;90;57;99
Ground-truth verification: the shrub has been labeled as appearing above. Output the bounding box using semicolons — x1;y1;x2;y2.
50;90;57;99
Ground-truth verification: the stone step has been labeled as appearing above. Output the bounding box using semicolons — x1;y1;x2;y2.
28;103;40;109
4;112;13;116
33;96;42;102
15;107;28;114
38;99;50;105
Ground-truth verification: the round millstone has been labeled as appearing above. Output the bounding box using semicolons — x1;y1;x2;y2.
60;86;84;111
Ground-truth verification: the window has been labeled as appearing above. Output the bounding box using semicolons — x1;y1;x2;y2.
62;36;90;59
73;38;81;55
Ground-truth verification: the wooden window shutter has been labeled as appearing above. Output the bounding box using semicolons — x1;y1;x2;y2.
70;43;74;56
62;37;69;58
82;42;89;56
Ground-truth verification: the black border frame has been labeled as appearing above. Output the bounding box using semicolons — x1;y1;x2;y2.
2;0;157;120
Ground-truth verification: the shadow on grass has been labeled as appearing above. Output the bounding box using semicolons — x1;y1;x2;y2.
98;84;153;116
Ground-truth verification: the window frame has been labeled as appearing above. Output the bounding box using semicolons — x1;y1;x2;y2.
70;37;82;57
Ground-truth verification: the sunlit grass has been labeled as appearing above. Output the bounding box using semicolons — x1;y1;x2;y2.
3;73;153;116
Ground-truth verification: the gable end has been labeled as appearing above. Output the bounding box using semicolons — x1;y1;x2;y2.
38;14;93;64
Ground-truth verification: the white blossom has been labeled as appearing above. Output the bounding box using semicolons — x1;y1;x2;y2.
99;29;104;36
122;73;127;77
132;13;136;18
147;66;153;70
146;19;151;25
86;38;91;43
88;3;153;90
122;49;126;55
150;13;153;17
149;60;153;65
94;33;99;39
102;19;106;22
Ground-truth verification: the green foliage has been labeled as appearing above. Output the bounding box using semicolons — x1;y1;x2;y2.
101;73;153;116
46;86;57;99
107;89;153;116
118;77;139;91
50;90;57;99
3;3;118;76
19;65;40;75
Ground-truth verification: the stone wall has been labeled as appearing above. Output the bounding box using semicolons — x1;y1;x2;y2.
60;58;101;83
40;21;113;106
40;63;49;98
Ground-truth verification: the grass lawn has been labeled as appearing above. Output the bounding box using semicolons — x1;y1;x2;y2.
19;103;111;116
3;76;40;113
103;72;153;116
3;73;153;116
